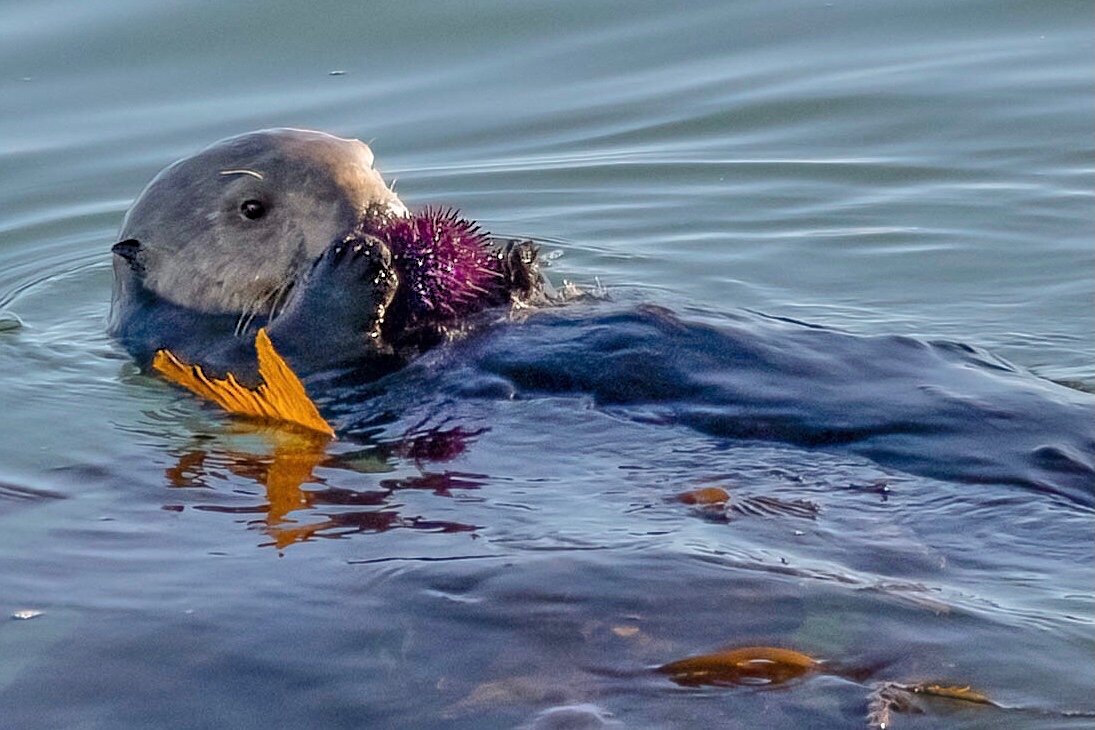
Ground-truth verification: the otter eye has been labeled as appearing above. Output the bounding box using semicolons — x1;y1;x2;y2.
240;199;266;220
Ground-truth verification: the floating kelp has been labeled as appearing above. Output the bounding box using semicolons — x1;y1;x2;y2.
658;645;821;687
153;328;334;437
675;486;731;505
867;681;994;728
654;642;1038;728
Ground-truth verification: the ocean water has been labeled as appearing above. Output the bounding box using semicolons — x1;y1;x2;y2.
0;1;1092;728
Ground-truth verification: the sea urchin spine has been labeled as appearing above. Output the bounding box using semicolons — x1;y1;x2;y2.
365;207;514;323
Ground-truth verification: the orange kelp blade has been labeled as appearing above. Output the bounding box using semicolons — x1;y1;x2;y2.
152;328;335;438
676;486;731;505
910;684;992;704
868;681;995;728
658;646;821;687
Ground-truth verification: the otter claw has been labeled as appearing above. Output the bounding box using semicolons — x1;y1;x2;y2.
316;234;391;281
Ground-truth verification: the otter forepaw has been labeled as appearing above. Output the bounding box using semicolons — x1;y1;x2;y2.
265;235;399;370
311;235;396;305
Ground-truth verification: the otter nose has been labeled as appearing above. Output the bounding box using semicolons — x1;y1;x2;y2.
112;239;145;272
112;239;142;261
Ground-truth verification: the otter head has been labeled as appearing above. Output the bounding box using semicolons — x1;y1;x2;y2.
111;128;406;317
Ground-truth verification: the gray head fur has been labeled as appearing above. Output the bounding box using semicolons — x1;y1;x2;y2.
113;128;405;315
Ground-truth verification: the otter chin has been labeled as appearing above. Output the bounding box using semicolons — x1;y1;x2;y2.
109;128;541;383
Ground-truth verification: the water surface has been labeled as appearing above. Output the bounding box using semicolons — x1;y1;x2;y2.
1;1;1092;727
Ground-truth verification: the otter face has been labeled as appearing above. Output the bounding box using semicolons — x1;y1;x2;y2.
113;128;406;315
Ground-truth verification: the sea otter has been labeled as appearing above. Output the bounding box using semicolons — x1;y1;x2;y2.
108;128;541;384
108;129;1093;503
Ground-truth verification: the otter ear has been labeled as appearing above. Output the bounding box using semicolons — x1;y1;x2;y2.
112;239;145;272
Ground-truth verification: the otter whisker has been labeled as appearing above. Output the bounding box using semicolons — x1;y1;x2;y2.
234;307;256;338
268;281;294;321
233;308;249;337
235;286;277;337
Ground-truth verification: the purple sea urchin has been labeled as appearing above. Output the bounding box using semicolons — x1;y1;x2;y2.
348;206;541;353
379;207;509;321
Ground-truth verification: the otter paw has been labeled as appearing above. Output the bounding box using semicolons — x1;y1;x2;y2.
300;235;396;319
312;235;395;298
270;235;398;360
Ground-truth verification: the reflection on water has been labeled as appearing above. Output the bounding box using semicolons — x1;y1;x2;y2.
164;426;486;550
